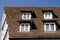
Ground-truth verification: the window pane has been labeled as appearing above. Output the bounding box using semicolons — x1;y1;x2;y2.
44;12;52;19
20;26;24;32
27;15;29;19
25;24;28;26
27;13;30;15
24;14;26;15
50;24;54;30
27;14;30;19
24;14;26;19
20;24;24;32
48;13;50;15
23;13;31;19
25;24;28;31
48;13;51;18
21;24;24;26
45;13;47;18
46;24;49;30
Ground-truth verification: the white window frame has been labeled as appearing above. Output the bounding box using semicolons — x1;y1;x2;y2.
44;12;52;19
44;23;56;31
20;23;30;32
22;13;31;20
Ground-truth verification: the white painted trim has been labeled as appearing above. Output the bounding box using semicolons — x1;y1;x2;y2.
20;23;30;32
22;13;31;20
44;23;56;31
1;11;6;30
1;20;9;40
0;11;9;40
4;30;9;40
44;12;52;19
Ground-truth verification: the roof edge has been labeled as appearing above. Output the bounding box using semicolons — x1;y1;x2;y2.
4;6;60;8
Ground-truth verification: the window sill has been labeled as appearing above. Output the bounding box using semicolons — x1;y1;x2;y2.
44;31;56;33
17;31;30;33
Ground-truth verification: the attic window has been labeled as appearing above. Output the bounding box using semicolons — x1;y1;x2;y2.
22;13;31;20
20;23;30;32
44;23;56;31
44;12;52;19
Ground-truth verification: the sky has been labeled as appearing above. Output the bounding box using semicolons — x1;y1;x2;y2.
0;0;60;25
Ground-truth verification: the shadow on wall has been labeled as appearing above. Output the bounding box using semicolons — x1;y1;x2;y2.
56;21;60;30
31;12;37;18
31;21;37;30
52;12;58;18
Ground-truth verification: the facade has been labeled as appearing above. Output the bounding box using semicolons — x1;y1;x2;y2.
4;6;60;40
0;11;9;40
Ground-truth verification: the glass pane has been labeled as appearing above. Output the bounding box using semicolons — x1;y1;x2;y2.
21;24;24;26
24;14;26;15
46;24;49;30
45;12;52;19
48;13;51;18
45;13;49;19
25;24;28;26
50;24;54;30
20;24;24;32
21;26;24;32
27;13;30;15
24;14;26;19
27;15;29;19
48;13;50;15
45;13;47;15
25;24;28;31
27;14;30;19
45;13;47;18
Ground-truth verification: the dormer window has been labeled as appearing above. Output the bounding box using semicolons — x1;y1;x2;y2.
44;12;52;19
22;13;31;20
44;23;56;31
20;23;30;32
